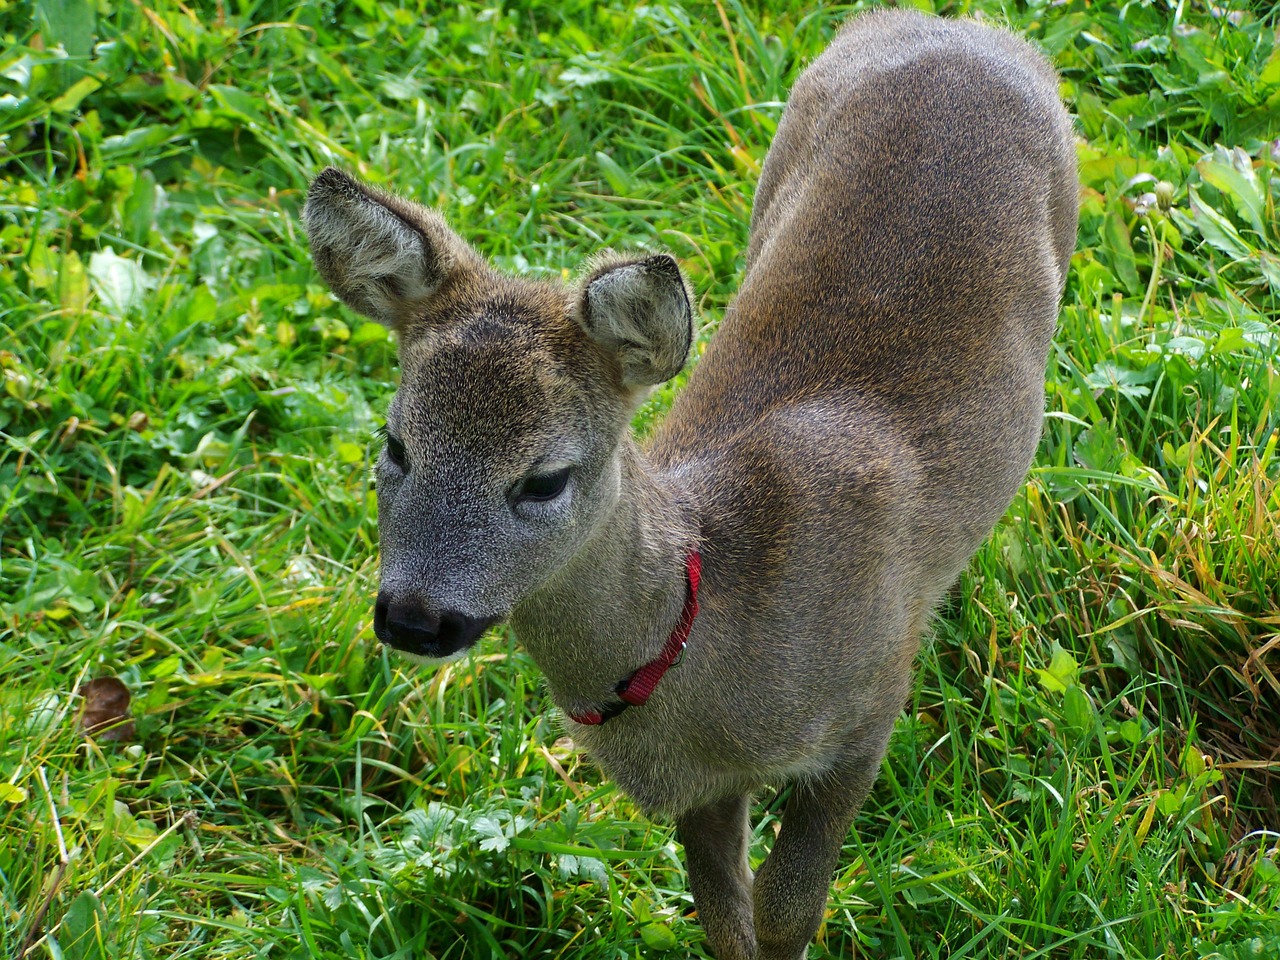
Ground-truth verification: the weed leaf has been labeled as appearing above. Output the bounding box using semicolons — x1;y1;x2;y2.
1104;203;1140;294
1034;646;1080;694
1197;158;1266;239
87;249;150;315
1189;187;1253;260
60;890;107;960
34;0;96;58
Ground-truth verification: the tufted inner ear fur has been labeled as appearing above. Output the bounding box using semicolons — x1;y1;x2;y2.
302;167;483;330
578;253;695;388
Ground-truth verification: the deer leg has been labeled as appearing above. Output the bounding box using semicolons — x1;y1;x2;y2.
752;753;884;960
677;792;757;960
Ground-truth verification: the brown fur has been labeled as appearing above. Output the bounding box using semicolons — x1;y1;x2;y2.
302;10;1078;959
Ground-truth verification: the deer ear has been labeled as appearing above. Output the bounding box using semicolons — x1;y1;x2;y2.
303;167;483;330
578;253;695;387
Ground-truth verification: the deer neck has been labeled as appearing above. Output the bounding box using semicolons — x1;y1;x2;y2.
510;436;697;712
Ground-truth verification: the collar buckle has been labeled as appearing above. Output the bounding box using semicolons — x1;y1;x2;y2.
670;639;688;668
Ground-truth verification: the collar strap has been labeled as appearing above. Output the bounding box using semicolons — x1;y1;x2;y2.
567;550;701;726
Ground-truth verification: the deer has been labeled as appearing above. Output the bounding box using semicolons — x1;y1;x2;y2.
302;8;1077;959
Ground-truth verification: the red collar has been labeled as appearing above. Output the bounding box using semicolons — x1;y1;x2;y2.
566;551;701;726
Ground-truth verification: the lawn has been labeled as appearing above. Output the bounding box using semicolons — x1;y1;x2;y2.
1;0;1278;957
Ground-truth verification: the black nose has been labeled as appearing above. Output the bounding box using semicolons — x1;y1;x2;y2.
373;595;497;658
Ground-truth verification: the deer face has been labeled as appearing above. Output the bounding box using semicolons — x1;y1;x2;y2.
303;169;693;660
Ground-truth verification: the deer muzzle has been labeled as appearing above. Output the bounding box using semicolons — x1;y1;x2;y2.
373;595;499;659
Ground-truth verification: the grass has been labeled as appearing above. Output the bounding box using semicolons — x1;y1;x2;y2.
1;0;1278;957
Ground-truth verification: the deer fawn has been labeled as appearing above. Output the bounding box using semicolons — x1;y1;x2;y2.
303;9;1077;959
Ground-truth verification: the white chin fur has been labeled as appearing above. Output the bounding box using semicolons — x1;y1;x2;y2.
390;647;471;667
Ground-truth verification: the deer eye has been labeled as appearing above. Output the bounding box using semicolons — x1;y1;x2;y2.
512;466;571;505
383;434;407;470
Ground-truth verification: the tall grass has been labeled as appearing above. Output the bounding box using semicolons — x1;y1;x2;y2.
1;0;1277;957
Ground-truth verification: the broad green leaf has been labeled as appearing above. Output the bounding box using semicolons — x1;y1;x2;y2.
379;75;423;101
209;84;267;124
2;54;32;88
1083;362;1155;400
471;814;510;853
1163;440;1194;469
1038;11;1087;56
0;783;26;804
1212;327;1248;356
576;855;608;885
182;285;218;326
1103;204;1140;294
1078;154;1140;191
1073;421;1126;472
50;74;101;113
1260;43;1280;89
60;890;107;960
122;171;157;247
35;0;96;57
1161;353;1196;388
101;125;173;157
190;432;231;468
1156;786;1185;816
88;248;150;314
336;442;364;464
1073;91;1106;140
596;151;633;195
458;89;486;114
350;321;389;346
559;66;610;88
1164;335;1207;361
1189;188;1252;260
1064;684;1095;734
58;249;90;312
1257;858;1280;885
25;243;56;289
1117;719;1143;745
1181;744;1206;779
1034;646;1080;693
640;923;678;950
1258;251;1280;296
1197;160;1266;239
1109;94;1155;127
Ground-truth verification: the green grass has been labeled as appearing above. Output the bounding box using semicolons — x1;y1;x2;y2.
2;0;1278;957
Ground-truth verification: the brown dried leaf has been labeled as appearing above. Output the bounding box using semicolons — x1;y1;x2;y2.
81;677;135;742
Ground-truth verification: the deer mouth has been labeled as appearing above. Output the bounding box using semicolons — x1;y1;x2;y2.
373;597;501;662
